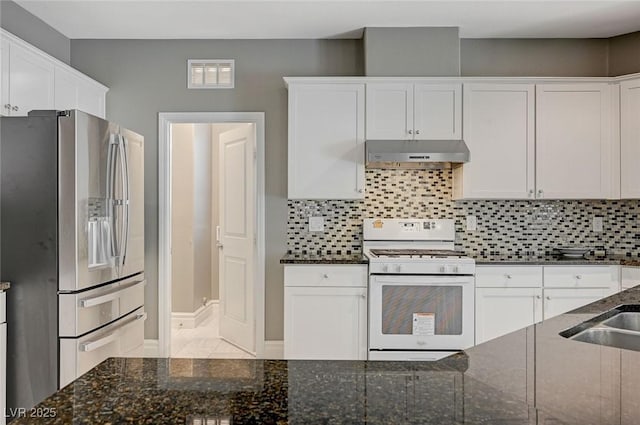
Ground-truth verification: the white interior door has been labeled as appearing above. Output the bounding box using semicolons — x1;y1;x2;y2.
218;123;256;353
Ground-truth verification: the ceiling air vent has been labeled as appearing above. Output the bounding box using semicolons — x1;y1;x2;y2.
188;59;235;89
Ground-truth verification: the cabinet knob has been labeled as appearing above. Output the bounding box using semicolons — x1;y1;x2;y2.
322;273;329;279
360;294;366;299
546;296;551;300
528;190;534;198
408;129;413;135
11;105;18;112
415;129;420;135
505;274;512;279
576;275;582;280
537;189;543;197
3;104;10;110
356;188;363;193
536;295;541;299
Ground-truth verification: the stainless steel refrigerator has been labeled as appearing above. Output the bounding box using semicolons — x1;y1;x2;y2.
0;110;145;417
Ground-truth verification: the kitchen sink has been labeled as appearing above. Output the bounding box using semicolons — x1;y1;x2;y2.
601;312;640;332
560;305;640;352
571;327;640;351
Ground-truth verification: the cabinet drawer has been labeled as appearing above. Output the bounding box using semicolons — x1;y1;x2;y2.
543;266;619;288
284;265;368;288
475;266;543;288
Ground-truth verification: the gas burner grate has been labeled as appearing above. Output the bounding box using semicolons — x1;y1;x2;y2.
369;249;467;258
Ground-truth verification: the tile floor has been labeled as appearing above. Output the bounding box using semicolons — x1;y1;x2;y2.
171;305;255;359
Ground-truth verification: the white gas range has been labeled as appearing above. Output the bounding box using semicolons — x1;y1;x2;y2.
363;218;476;361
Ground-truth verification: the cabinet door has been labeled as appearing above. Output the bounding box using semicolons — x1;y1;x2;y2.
413;83;461;139
77;80;106;118
0;38;8;116
622;266;640;290
284;286;367;360
455;84;535;199
621;78;640;198
8;42;54;116
288;83;365;199
536;84;612;199
476;287;542;344
54;66;79;110
365;83;413;140
542;288;608;320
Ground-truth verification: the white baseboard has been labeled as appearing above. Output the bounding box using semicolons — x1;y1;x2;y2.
263;340;284;359
143;339;160;358
172;300;218;329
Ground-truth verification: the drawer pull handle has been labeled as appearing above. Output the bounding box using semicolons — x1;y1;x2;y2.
79;312;146;352
79;279;145;308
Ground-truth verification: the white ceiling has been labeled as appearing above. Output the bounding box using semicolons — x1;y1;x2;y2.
13;0;640;39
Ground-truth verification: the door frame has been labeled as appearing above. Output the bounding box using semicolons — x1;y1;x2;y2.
158;112;266;358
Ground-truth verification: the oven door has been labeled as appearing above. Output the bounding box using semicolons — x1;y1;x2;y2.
369;275;474;351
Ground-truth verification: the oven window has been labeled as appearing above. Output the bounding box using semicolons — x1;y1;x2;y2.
381;286;463;335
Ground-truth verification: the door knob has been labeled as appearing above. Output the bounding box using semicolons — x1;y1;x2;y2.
216;242;224;249
11;105;18;112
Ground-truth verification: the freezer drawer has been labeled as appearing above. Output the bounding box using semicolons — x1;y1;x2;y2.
59;307;145;388
59;274;145;337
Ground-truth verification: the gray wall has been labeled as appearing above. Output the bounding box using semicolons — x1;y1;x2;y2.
70;39;363;340
609;31;640;76
460;38;610;77
0;0;70;64
364;27;460;76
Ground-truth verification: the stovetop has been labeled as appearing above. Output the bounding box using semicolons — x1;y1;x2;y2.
368;249;468;259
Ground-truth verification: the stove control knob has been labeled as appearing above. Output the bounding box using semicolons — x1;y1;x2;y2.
395;264;402;273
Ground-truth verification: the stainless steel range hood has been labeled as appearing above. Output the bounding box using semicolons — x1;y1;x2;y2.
365;140;470;169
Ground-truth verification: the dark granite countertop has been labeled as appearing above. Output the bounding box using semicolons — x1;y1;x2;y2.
280;252;368;264
0;281;10;291
474;253;640;266
16;286;640;425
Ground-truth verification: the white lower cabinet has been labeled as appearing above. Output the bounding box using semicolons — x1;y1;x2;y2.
476;287;542;344
284;265;367;360
476;265;620;345
622;266;640;290
542;288;610;320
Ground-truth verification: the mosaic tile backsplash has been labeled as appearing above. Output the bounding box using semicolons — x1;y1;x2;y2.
287;169;640;257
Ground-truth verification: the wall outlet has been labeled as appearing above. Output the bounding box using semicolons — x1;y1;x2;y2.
466;215;477;231
308;216;325;232
593;216;604;232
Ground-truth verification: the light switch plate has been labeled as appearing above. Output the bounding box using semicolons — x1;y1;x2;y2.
466;215;477;231
593;216;604;232
309;216;325;232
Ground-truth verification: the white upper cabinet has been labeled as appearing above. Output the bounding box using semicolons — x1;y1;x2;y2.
288;83;365;199
1;30;107;119
535;83;613;199
453;84;535;199
54;65;107;118
2;38;54;116
620;78;640;199
365;82;461;140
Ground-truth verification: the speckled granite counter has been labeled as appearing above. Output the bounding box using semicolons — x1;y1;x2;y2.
15;286;640;425
0;281;9;291
474;253;640;266
280;252;368;264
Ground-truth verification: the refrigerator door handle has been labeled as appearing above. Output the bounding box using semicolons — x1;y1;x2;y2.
119;135;131;267
79;312;147;352
106;134;119;263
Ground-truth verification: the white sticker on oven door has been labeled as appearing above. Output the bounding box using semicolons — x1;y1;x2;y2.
412;313;435;336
